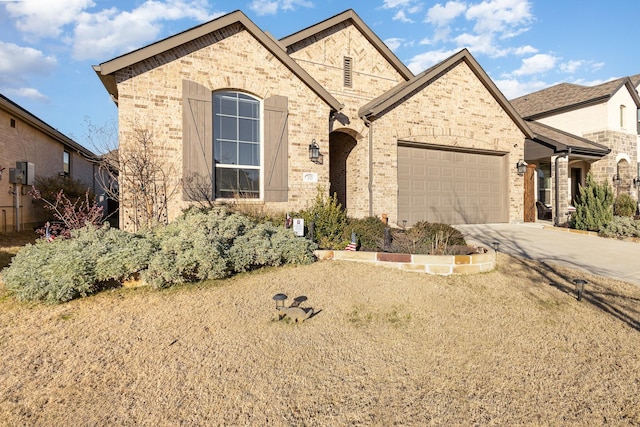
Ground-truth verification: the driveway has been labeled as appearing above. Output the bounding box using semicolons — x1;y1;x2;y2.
455;223;640;286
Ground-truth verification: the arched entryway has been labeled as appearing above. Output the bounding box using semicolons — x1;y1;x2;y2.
329;130;358;211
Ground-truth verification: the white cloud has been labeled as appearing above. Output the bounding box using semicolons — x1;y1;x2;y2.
513;45;537;55
72;0;216;60
6;0;95;39
453;32;508;57
426;1;467;27
382;0;414;8
465;0;533;34
493;77;548;99
560;60;584;74
0;42;57;76
4;87;50;103
393;10;414;23
384;37;404;51
511;53;558;76
407;48;460;74
249;0;313;16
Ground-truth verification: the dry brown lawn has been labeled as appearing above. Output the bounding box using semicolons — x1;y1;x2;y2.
1;253;640;426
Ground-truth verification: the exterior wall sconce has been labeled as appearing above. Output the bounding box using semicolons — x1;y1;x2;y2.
516;159;528;176
309;139;323;164
612;174;622;187
492;241;500;252
633;177;640;189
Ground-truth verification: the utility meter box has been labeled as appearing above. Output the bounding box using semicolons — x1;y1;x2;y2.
9;162;34;185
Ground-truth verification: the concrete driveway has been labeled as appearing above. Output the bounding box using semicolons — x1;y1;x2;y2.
455;223;640;286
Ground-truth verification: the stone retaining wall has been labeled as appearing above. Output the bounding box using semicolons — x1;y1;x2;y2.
314;249;496;275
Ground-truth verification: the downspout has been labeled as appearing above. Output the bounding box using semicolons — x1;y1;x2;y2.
553;148;571;226
363;116;373;217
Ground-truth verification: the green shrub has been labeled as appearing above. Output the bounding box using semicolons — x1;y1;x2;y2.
344;216;387;251
2;224;151;304
614;193;637;217
294;186;348;249
2;207;318;301
571;173;614;232
228;223;316;272
599;216;640;239
142;207;317;289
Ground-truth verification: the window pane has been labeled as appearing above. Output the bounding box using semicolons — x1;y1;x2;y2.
238;169;260;196
239;142;259;166
239;118;258;142
239;99;258;118
215;168;237;198
217;141;237;164
219;116;237;140
218;95;237;116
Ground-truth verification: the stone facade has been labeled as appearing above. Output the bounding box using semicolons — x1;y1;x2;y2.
585;129;638;196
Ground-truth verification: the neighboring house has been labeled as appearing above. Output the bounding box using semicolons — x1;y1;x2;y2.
511;77;640;224
0;93;99;233
93;9;531;231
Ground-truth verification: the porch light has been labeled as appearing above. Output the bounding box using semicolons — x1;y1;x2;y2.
612;174;622;187
492;241;500;252
573;279;587;302
516;159;528;176
309;139;321;163
273;293;288;309
633;177;640;189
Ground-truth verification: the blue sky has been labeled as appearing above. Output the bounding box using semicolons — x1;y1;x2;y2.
1;0;638;153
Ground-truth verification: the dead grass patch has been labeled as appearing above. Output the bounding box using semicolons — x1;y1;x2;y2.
1;254;639;425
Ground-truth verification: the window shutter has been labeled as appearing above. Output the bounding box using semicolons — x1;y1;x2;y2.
182;80;213;201
264;95;289;202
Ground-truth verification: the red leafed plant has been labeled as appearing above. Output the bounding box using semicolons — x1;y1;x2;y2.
30;186;104;239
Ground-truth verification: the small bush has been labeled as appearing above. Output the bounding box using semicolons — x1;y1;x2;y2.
142;207;316;289
2;224;151;303
599;216;640;239
389;222;467;255
614;193;637;217
294;186;348;249
571;173;614;232
344;217;387;251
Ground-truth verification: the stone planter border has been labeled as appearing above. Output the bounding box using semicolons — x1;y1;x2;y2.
314;248;496;275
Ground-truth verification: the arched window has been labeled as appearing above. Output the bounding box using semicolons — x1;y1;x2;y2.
213;91;260;198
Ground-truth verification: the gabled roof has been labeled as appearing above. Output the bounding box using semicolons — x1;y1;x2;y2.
630;73;640;88
93;10;343;111
511;77;640;119
280;9;413;82
357;48;533;139
527;120;610;157
0;93;96;158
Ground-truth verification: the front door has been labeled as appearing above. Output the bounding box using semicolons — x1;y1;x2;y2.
571;168;582;205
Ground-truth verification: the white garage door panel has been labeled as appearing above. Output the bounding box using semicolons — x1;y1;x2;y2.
398;145;507;225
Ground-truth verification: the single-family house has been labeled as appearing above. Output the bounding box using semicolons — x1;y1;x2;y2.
0;93;100;233
93;9;532;231
511;77;640;224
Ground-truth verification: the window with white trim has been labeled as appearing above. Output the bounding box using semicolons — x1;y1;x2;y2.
213;91;260;198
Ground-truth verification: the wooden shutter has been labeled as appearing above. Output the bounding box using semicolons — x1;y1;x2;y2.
264;95;289;202
182;80;213;201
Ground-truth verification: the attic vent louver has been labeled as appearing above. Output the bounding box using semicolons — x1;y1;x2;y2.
343;56;353;88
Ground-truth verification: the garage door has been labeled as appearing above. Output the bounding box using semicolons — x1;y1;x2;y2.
397;144;507;225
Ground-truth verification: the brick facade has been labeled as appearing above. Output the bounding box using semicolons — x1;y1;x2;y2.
0;100;97;233
102;10;528;230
